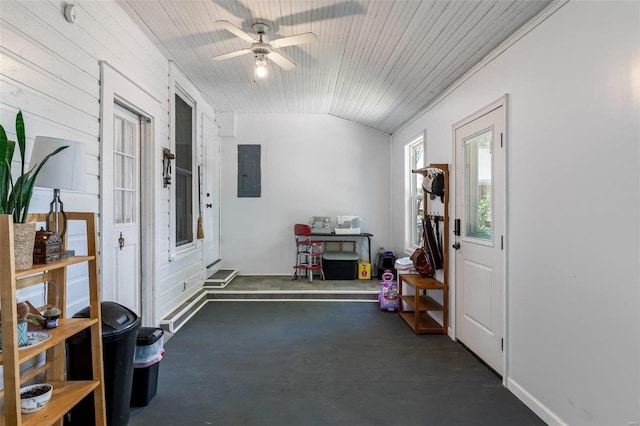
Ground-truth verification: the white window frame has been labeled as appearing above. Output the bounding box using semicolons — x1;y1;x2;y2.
169;83;197;257
405;131;426;254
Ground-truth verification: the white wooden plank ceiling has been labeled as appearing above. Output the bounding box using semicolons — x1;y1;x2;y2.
117;0;552;134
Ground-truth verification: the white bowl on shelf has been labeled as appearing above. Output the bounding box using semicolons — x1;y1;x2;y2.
20;383;53;413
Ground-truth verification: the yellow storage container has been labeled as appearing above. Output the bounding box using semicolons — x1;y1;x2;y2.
358;262;371;280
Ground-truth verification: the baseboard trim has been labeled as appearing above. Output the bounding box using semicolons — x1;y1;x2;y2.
507;377;567;426
160;289;208;333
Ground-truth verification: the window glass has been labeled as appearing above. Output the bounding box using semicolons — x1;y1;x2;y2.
408;136;424;248
175;93;193;246
464;128;492;241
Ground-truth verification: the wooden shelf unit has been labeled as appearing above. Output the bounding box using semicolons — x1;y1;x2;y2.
398;274;447;334
400;163;449;335
0;212;106;426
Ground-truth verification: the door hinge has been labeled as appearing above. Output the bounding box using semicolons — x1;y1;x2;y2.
501;235;504;250
501;338;504;351
500;133;503;148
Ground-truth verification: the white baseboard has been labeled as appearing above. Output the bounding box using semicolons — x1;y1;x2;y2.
507;377;567;426
160;289;208;333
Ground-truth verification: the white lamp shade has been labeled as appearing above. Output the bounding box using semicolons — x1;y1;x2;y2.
30;136;86;192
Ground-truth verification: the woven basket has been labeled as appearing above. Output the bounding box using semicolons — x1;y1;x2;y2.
13;222;36;271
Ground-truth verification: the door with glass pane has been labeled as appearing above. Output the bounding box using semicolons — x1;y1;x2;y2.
454;102;505;375
111;104;141;314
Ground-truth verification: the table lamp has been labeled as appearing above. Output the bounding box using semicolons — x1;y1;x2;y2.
29;137;86;246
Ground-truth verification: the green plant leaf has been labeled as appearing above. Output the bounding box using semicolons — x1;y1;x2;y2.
1;111;69;222
0;127;16;215
15;145;68;222
16;111;25;177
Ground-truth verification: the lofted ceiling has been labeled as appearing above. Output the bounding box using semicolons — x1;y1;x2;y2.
117;0;552;134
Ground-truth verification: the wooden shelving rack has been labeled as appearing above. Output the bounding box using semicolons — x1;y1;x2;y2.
0;212;106;425
399;163;449;334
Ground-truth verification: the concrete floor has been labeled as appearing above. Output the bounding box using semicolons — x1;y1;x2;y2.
129;301;544;426
213;274;381;292
207;275;381;302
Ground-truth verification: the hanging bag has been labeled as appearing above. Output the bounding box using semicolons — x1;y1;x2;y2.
423;217;443;270
410;247;434;277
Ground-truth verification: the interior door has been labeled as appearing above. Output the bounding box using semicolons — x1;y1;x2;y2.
110;104;141;314
454;103;505;375
203;114;221;274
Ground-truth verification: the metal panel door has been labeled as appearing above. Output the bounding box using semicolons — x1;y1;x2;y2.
454;103;505;375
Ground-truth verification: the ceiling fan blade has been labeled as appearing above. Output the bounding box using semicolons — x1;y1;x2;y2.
211;49;252;61
270;32;318;49
280;1;366;24
268;51;296;71
215;2;252;21
215;20;257;43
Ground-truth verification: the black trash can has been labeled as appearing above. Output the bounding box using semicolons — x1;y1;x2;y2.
131;327;164;407
66;301;141;426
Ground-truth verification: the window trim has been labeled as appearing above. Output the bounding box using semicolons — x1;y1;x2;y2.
170;84;197;258
405;131;426;254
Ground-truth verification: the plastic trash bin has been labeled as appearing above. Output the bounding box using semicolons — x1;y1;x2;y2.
66;301;141;426
131;327;164;407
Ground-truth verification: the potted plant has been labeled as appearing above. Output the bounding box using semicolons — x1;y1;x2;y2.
42;307;61;329
0;111;67;270
0;302;44;350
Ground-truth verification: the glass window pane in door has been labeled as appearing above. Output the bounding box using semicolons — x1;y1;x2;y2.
114;119;123;152
113;114;137;225
124;121;134;155
464;128;493;241
114;189;123;224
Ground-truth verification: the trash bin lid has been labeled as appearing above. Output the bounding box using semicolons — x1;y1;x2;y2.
73;301;140;338
137;327;164;346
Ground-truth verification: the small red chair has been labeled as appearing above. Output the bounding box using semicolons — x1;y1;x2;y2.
292;224;324;282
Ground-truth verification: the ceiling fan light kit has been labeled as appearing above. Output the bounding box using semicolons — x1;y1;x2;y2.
254;53;268;79
213;20;317;80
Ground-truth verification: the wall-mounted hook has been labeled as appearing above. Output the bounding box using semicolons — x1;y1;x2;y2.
163;148;176;188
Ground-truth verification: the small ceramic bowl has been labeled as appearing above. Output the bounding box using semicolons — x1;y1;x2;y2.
20;383;53;413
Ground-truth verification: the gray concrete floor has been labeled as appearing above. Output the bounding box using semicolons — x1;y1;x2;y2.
214;274;381;292
129;301;544;426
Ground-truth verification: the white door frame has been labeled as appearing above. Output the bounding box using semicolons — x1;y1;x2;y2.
99;61;163;326
451;95;509;383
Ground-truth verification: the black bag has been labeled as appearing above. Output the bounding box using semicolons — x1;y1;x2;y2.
410;247;434;277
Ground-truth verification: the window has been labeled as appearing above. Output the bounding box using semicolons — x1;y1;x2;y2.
407;134;425;250
175;92;194;247
464;127;493;241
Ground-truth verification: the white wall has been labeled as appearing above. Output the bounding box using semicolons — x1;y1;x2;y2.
391;1;640;425
221;114;391;274
0;1;217;324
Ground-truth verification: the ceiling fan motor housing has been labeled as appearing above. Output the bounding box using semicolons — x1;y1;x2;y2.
252;23;269;35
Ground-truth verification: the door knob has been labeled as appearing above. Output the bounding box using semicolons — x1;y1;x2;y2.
206;203;212;208
118;232;125;250
452;242;460;250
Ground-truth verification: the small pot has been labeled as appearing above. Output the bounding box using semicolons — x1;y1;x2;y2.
43;315;60;329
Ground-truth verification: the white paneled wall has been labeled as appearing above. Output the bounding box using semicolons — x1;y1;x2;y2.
391;1;640;425
0;1;217;330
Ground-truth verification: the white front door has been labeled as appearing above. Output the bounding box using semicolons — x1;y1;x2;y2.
203;114;221;274
454;101;506;375
109;104;141;314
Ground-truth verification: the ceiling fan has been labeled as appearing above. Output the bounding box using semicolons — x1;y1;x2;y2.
212;20;318;78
